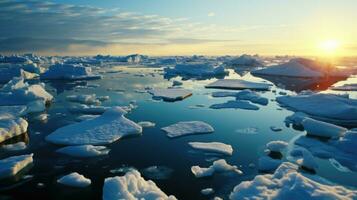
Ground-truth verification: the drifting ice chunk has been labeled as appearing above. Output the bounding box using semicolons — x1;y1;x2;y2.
212;90;268;105
1;142;27;151
103;170;177;200
69;105;109;115
56;145;110;158
191;159;242;178
302;118;347;139
206;79;271;91
0;117;28;143
57;172;91;187
230;162;357;200
164;63;228;78
201;188;215;195
41;63;101;80
0;63;41;83
188;142;233;156
162;121;214;138
46;107;142;145
138;121;156;128
0;154;33;179
266;141;288;153
210;100;259;110
66;94;100;105
148;88;192;101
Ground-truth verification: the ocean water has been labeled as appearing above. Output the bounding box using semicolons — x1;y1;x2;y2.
0;66;356;200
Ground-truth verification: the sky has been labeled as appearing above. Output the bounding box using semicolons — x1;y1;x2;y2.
0;0;357;56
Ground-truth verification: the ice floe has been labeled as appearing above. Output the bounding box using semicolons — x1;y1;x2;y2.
57;172;91;187
230;162;357;200
46;107;142;145
188;142;233;156
1;142;27;151
138;121;156;128
56;145;110;158
0;117;28;143
191;159;242;178
266;140;288;153
210;100;259;110
41;63;101;80
212;89;268;105
0;63;41;83
205;79;271;90
69;105;109;115
148;88;192;102
66;94;100;105
103;169;177;200
164;63;228;79
0;154;33;179
225;54;263;67
201;188;215;195
302;118;347;139
162;121;214;138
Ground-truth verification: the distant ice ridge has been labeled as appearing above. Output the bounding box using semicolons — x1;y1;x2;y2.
103;170;177;200
0;154;33;179
229;162;357;200
331;83;357;91
46;107;142;145
162;121;214;138
164;62;228;79
41;63;101;80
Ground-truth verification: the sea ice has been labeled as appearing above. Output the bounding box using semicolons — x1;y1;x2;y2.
205;79;271;90
0;117;28;143
66;94;100;105
164;63;227;78
56;145;110;158
41;63;101;80
0;154;33;179
1;142;27;151
188;142;233;156
210;100;259;110
266;141;288;153
212;89;268;105
162;121;214;138
148;88;192;101
138;121;156;128
201;188;215;195
191;159;242;178
57;172;91;187
301;118;347;139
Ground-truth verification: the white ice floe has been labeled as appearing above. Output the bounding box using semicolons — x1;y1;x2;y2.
205;79;271;90
210;100;259;110
57;172;91;187
0;117;28;143
0;154;33;179
148;88;192;101
277;93;357;125
266;141;288;153
331;83;357;91
41;63;101;80
69;104;109;115
46;107;142;145
103;169;177;200
66;94;100;105
301;118;347;139
138;121;156;128
162;121;214;138
191;159;242;178
56;145;110;158
1;142;27;151
201;188;215;195
230;162;357;200
164;63;228;78
188;142;233;156
212;89;268;105
258;156;282;172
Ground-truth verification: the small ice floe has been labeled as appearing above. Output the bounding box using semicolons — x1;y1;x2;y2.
188;142;233;156
34;113;48;121
164;63;228;79
138;121;156;128
205;79;271;91
40;63;101;80
191;159;242;178
148;88;192;102
172;80;183;87
235;127;258;134
212;90;268;105
258;156;282;172
57;172;91;188
162;121;214;138
69;104;109;115
0;154;33;179
103;170;177;200
266;141;288;156
224;54;263;67
230;162;357;200
1;142;27;151
56;145;110;158
46;107;142;145
0;117;28;143
210;100;259;110
76;115;99;121
141;166;174;180
277;93;357;126
201;188;215;195
301;118;347;139
331;83;357;91
66;94;100;105
270;126;282;132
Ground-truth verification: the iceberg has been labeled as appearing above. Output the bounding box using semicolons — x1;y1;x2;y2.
148;88;192;102
188;142;233;156
162;121;214;138
56;145;110;158
57;172;91;187
46;107;142;145
225;54;263;67
0;154;33;179
41;63;101;80
191;159;242;178
69;104;109;115
103;170;176;200
205;79;271;91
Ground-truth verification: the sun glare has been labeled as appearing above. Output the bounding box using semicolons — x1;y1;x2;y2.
319;39;340;54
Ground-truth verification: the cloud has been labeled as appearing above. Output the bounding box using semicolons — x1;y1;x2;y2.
208;12;216;17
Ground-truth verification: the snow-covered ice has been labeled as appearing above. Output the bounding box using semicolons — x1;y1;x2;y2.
46;107;142;145
69;104;109;115
56;145;110;158
103;169;177;200
162;121;214;138
296;148;318;172
266;140;288;153
57;172;91;187
210;100;259;110
66;94;100;105
0;154;33;179
205;79;271;90
201;188;215;195
212;89;268;105
301;118;347;139
138;121;156;128
191;159;242;178
0;117;28;143
41;63;101;80
148;88;192;101
188;142;233;156
1;142;27;151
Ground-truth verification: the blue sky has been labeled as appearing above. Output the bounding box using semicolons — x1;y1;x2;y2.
1;0;356;56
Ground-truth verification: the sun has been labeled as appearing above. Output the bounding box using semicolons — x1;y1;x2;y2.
319;39;340;54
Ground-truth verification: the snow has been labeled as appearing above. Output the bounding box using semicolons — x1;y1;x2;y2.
46;107;142;145
191;159;242;178
41;63;101;80
57;172;91;187
301;118;347;139
201;188;215;195
0;154;33;179
277;93;357;125
56;145;110;158
230;162;357;200
188;142;233;156
210;100;259;110
205;79;271;90
66;94;100;105
138;121;156;128
266;140;288;153
1;142;27;151
212;89;268;105
331;83;357;91
162;121;214;138
164;63;228;78
148;88;192;102
103;169;177;200
0;117;28;143
258;156;282;172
